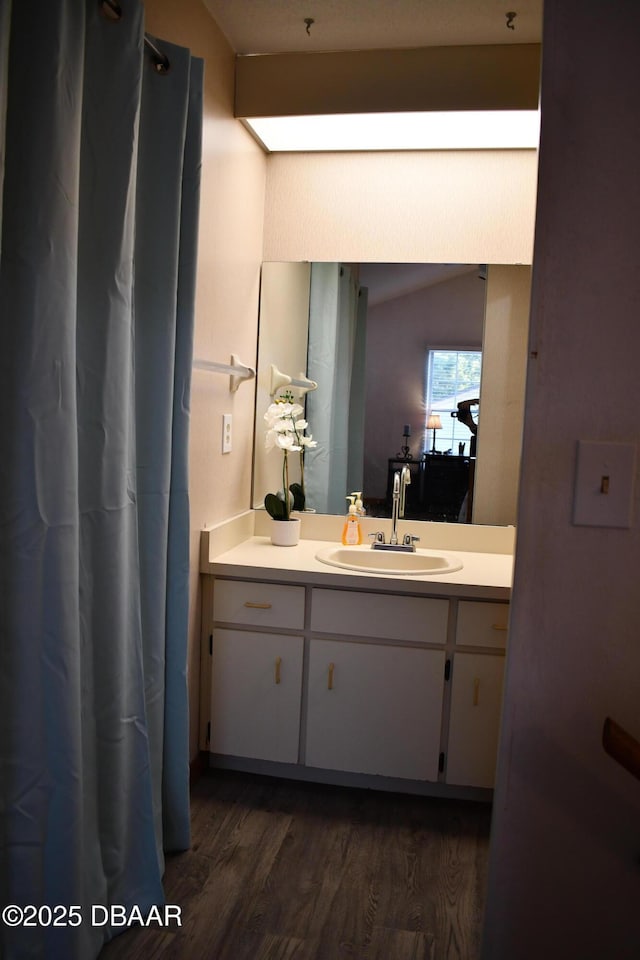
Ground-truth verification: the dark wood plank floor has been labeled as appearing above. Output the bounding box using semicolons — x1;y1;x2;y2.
98;769;491;960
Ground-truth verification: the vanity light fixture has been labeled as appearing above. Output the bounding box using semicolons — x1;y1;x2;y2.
243;110;540;153
426;414;442;454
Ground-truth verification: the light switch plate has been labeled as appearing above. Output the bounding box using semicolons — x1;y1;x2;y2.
572;441;636;528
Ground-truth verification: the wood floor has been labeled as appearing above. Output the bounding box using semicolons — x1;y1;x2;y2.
98;769;492;960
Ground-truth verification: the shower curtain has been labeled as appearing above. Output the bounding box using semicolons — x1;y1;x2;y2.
306;264;367;514
0;3;202;958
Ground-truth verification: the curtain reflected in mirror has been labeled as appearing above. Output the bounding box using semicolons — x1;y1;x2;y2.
305;264;368;515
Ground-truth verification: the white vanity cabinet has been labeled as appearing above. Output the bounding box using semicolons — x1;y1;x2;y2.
305;588;449;781
445;601;508;789
210;581;305;764
205;570;510;797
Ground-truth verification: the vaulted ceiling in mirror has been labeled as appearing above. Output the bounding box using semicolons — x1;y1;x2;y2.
358;263;479;307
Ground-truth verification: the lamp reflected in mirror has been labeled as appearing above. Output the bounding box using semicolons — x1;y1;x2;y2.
426;414;442;454
398;424;412;459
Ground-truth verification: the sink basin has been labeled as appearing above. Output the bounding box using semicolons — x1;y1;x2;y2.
315;545;463;576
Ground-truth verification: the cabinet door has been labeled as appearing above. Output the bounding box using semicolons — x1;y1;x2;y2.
306;639;445;781
446;653;505;788
210;629;303;764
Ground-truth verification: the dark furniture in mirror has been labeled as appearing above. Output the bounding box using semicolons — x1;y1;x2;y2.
384;456;475;523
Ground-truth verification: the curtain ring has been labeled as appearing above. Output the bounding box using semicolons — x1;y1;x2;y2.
144;36;171;74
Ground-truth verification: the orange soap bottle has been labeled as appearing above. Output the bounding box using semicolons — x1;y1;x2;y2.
342;496;362;545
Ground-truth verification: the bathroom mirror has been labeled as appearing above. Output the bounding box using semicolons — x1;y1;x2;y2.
253;261;531;527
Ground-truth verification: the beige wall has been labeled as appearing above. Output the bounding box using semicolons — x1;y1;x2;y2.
144;0;266;760
263;149;538;264
473;264;531;526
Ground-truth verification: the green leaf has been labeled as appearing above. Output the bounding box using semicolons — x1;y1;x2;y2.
264;492;287;520
289;482;305;511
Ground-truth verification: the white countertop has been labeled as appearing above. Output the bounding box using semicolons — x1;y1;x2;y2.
205;536;513;601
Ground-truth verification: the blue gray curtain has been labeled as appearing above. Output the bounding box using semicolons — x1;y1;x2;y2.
306;264;367;514
0;2;202;958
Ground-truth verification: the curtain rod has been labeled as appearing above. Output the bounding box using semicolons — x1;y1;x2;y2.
100;1;171;74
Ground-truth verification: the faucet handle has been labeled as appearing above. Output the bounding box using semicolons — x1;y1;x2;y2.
368;531;385;544
403;534;420;547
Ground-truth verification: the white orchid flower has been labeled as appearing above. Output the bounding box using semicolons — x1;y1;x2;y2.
264;395;318;519
276;434;301;452
264;402;283;422
272;419;291;433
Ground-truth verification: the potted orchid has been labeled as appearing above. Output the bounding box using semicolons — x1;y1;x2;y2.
264;396;317;543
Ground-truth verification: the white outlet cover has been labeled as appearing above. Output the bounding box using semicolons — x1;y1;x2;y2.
572;440;636;528
222;414;232;454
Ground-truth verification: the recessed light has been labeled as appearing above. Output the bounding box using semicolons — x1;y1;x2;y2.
244;111;540;152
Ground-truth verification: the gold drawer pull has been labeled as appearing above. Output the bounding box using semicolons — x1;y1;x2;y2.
328;662;335;691
274;656;282;685
491;623;508;631
473;677;480;706
244;601;273;610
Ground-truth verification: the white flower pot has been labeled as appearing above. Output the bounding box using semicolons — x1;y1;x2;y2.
270;517;301;546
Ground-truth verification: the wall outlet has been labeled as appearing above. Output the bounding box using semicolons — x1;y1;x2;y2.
222;414;232;454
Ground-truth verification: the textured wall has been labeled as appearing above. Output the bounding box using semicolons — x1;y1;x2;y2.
263;149;537;265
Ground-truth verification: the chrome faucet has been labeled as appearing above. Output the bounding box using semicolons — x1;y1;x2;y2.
370;466;420;552
390;466;411;544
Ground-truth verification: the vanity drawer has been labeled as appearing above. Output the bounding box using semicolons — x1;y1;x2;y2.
310;588;448;644
456;601;509;649
213;580;305;630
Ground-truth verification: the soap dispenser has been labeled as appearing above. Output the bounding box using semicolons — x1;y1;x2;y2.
352;492;366;517
342;495;362;545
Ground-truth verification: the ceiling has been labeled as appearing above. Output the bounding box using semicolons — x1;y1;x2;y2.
203;0;543;56
359;263;479;306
